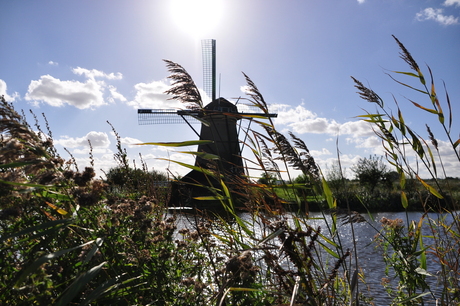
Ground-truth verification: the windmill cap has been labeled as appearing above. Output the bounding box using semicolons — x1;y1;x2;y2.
204;97;238;113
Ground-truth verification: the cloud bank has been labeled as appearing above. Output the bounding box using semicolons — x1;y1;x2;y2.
0;79;19;102
127;80;176;109
25;67;124;109
416;1;460;26
274;104;373;137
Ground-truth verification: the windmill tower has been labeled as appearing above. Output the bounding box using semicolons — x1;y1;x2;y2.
138;39;277;208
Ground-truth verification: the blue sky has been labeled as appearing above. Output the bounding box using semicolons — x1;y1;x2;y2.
1;0;459;179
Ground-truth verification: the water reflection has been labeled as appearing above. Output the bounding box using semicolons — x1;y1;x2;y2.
169;210;455;305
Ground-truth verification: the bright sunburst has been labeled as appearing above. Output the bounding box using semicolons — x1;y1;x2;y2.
170;0;224;38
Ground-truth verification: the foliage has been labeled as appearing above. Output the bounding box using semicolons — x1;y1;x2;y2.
375;217;434;305
0;96;214;305
351;154;391;194
256;171;278;185
1;35;459;306
105;166;169;199
352;35;460;304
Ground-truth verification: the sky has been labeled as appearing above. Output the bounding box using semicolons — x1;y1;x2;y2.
1;0;459;180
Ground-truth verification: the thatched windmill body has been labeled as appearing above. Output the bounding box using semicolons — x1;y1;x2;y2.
138;40;277;207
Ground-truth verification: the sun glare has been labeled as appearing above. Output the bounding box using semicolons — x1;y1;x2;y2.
170;0;224;38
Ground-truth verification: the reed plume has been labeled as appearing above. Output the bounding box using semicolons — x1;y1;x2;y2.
163;59;203;110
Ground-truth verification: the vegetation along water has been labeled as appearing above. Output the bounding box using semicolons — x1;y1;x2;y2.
1;36;459;305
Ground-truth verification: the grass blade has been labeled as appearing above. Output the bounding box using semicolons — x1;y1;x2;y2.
15;240;96;287
1;218;73;243
135;140;213;147
55;261;107;306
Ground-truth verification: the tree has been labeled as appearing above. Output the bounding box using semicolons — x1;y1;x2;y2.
105;166;168;196
292;173;317;197
326;161;347;195
351;155;389;193
257;172;278;185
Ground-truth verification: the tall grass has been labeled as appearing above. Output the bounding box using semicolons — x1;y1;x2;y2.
351;35;459;305
0;35;458;305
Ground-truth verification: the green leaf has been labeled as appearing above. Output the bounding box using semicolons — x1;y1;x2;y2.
80;275;141;306
393;71;419;78
79;278;120;306
355;114;383;118
407;128;424;158
0;179;52;188
387;74;428;95
398;108;406;136
191;116;210;127
0;218;73;243
178;151;220;160
350;269;359;299
83;237;104;263
257;228;285;247
135;140;213;147
40;190;73;201
193;195;228;201
415;267;434;277
410;101;438;114
417;67;426;86
55;262;107;306
453;138;460;149
398;291;431;303
0;160;41;169
423;139;437;176
401;191;408;209
239;113;273;120
46;202;69;216
318;232;339;248
322;177;335;209
317;241;340;259
228;287;261;292
15;240;97;287
416;175;443;199
157;158;219;177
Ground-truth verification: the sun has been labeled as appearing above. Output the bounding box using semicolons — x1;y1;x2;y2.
170;0;224;38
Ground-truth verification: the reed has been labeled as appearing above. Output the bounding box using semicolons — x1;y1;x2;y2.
0;35;458;305
352;35;460;305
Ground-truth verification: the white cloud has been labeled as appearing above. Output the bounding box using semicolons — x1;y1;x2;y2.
48;61;58;66
416;8;459;25
275;104;373;137
311;148;332;156
275;104;317;125
120;136;143;148
72;67;122;80
25;67;124;109
357;0;365;4
108;85;126;103
55;131;110;149
338;120;374;137
127;80;180;109
0;79;19;102
25;75;106;109
347;135;383;151
290;117;341;135
444;0;460;7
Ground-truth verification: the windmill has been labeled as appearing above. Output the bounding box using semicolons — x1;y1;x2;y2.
138;39;277;207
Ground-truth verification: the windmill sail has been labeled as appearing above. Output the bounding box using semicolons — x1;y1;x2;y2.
138;109;201;125
201;39;216;103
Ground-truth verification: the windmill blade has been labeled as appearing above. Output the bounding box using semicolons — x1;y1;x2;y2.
138;109;201;125
202;39;216;103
